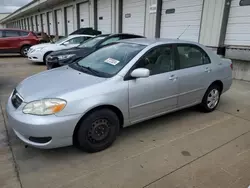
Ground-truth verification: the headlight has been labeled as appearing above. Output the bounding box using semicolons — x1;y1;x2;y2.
35;47;45;51
23;99;66;115
57;54;75;60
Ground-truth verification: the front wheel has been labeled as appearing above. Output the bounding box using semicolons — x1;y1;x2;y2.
200;85;221;112
76;109;120;153
20;45;30;57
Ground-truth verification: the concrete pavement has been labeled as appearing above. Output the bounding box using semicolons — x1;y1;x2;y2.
0;56;250;188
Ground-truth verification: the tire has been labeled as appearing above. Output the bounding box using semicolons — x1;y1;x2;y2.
77;109;120;153
200;84;221;112
43;51;52;64
20;45;30;57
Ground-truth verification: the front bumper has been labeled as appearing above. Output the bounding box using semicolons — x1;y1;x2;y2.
6;94;82;149
27;50;44;62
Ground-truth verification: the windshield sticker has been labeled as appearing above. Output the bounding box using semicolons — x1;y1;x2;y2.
104;58;120;66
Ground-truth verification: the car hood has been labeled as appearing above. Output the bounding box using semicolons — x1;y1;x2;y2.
31;43;57;49
50;47;93;56
16;66;106;102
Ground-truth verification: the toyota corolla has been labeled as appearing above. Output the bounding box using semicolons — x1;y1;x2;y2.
6;38;232;153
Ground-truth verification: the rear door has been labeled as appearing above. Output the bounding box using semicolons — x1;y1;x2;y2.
175;44;213;108
1;30;21;52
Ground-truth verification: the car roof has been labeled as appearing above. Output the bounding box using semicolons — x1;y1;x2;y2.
119;38;200;46
68;34;95;38
0;28;31;32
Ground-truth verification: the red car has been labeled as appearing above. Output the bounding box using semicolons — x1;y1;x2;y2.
0;28;39;57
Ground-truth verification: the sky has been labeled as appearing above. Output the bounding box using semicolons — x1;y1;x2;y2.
1;0;32;13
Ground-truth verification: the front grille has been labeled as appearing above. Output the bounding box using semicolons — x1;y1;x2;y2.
11;90;23;109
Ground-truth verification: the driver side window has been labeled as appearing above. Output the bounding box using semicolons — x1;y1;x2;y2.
135;45;175;76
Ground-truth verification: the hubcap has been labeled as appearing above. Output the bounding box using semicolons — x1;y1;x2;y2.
207;89;219;109
23;47;29;56
87;119;110;144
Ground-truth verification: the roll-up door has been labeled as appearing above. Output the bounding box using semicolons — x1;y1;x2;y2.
48;12;54;35
78;2;90;28
55;9;63;36
36;15;42;31
122;0;146;35
225;0;250;46
66;6;74;35
97;0;112;33
160;0;203;42
42;13;48;33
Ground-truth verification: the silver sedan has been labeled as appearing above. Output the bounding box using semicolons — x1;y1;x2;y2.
6;38;232;152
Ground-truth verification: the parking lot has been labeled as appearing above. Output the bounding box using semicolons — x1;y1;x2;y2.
1;56;250;188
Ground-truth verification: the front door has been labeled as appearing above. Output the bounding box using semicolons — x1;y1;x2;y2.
175;44;213;108
128;45;179;123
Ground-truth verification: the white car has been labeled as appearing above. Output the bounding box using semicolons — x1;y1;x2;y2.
27;34;94;63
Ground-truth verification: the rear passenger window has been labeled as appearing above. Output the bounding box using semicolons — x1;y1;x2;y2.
5;30;20;37
20;31;29;36
177;45;211;69
0;30;3;38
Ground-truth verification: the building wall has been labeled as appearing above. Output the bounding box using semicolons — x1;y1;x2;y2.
0;13;10;28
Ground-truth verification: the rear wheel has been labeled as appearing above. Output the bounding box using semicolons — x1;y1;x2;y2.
200;84;221;112
20;45;30;57
76;109;120;153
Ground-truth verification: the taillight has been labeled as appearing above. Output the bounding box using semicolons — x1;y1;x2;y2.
230;63;233;70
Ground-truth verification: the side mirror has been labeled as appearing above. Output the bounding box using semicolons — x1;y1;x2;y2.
130;68;150;78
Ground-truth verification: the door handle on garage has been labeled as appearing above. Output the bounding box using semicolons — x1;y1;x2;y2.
169;75;178;81
205;67;212;73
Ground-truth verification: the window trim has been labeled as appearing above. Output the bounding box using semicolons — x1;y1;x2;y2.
124;44;178;81
175;43;211;70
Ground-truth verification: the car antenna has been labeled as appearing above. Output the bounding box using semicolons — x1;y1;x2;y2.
177;25;190;40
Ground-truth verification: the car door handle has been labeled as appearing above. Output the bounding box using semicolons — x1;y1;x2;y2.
205;67;212;73
169;75;178;81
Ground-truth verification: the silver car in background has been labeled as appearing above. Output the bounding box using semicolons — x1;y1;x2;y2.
6;38;232;152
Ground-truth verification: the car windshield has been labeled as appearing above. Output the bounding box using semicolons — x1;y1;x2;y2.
78;36;105;48
72;43;145;77
54;37;68;44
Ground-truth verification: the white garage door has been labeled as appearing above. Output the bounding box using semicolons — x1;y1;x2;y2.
160;0;203;42
225;0;250;46
42;13;48;33
79;2;90;28
56;9;63;36
48;12;54;35
36;15;42;31
66;6;74;35
97;0;112;33
122;0;146;35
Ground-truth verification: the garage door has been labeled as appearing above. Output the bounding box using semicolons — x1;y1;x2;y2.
56;9;63;36
97;0;112;33
36;15;42;31
42;13;48;33
225;0;250;46
66;6;74;35
160;0;203;42
122;0;146;35
79;2;90;28
48;12;54;35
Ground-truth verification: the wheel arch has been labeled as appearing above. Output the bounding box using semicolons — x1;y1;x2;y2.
43;51;53;62
72;104;124;146
209;80;223;93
